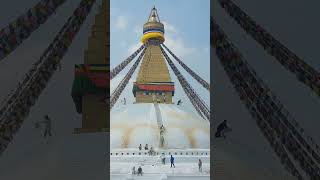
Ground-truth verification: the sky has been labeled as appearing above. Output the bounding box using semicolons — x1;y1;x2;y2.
110;0;210;114
213;0;320;177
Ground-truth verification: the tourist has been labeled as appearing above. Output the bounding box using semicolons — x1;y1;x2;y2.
198;159;202;172
123;97;126;105
137;166;143;176
149;146;155;156
145;144;149;150
139;144;142;150
163;94;166;103
161;154;166;164
215;120;231;138
36;115;52;138
160;135;165;147
160;125;166;134
132;166;136;175
170;155;175;168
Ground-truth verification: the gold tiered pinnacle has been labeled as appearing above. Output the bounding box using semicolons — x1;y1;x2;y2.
133;6;175;104
74;0;109;133
136;45;171;83
84;0;109;64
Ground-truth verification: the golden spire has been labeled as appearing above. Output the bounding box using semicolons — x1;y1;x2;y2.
133;6;174;104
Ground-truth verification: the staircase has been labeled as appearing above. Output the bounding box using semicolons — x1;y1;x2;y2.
138;156;161;166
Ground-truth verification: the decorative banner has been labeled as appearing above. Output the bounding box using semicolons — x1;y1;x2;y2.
0;0;67;61
72;64;109;113
0;0;97;154
132;82;175;97
218;0;320;97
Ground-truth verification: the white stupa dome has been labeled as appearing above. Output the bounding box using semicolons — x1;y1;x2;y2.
110;103;210;149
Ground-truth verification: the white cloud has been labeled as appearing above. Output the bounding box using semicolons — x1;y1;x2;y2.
164;35;197;59
162;21;177;34
115;16;128;31
162;21;196;59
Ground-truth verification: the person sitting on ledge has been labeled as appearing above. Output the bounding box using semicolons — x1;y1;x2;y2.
137;166;143;176
149;146;155;156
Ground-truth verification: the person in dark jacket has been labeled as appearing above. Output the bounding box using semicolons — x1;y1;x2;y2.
170;155;175;168
198;159;202;172
137;166;143;176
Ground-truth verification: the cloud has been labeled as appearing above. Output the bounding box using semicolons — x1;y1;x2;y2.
164;35;197;59
115;16;128;31
162;21;177;34
161;21;197;59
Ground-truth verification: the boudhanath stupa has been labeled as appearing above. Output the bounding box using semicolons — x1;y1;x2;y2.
110;6;210;180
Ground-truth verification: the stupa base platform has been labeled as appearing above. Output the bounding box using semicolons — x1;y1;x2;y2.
110;148;210;180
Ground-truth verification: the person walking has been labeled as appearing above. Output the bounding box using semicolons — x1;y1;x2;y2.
132;166;136;175
161;154;166;164
170;155;175;168
37;115;52;138
198;159;202;173
139;144;142;150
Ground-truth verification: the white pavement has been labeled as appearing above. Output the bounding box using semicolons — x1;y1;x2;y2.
110;148;210;180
